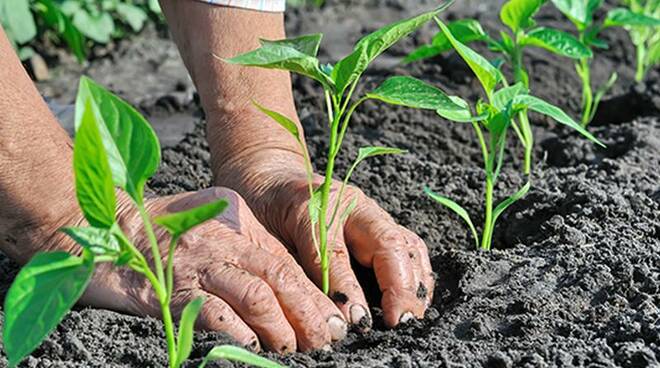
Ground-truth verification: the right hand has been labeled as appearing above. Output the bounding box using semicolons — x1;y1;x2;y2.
78;187;347;352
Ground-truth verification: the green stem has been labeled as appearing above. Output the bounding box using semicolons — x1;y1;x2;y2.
319;120;338;294
579;56;593;127
511;39;533;175
635;43;646;82
137;205;177;367
481;173;494;251
165;236;178;304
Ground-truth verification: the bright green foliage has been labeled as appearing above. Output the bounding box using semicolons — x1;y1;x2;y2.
388;21;602;250
406;1;592;175
366;76;463;110
3;252;94;367
0;0;159;62
73;100;117;228
175;297;204;367
551;0;660;126
227;5;452;294
2;77;280;368
200;345;286;368
154;200;228;237
75;76;161;205
610;1;660;81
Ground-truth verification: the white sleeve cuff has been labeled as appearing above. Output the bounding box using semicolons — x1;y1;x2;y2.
196;0;285;12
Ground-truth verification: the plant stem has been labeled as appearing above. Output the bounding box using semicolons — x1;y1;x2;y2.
137;205;177;367
578;56;593;127
165;236;179;304
511;39;533;175
635;43;646;82
481;173;494;251
319;119;338;294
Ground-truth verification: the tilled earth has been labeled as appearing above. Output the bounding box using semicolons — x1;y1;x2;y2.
1;0;659;367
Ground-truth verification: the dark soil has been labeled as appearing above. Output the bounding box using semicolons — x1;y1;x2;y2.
2;0;660;367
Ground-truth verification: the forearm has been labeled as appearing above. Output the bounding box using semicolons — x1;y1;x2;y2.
159;0;308;190
0;27;81;263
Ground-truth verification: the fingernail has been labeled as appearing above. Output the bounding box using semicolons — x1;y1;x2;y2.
246;338;261;352
349;304;371;329
327;315;347;341
321;344;333;352
399;312;414;324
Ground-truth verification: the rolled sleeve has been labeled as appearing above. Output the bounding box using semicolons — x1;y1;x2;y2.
195;0;285;12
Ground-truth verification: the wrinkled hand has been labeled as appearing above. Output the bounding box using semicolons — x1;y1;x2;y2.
224;169;436;329
81;188;347;353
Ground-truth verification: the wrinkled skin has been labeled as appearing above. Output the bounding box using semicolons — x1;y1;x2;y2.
87;188;348;353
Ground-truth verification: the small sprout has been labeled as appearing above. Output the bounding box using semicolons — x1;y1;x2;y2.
375;19;602;250
405;0;592;174
2;77;279;368
224;3;453;294
550;0;660;125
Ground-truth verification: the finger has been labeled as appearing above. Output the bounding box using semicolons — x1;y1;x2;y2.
344;196;431;327
199;262;297;353
188;290;260;351
293;221;372;331
405;229;435;306
238;247;340;350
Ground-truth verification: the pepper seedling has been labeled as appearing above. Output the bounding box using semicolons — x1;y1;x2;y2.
550;0;660;125
372;19;603;250
616;0;660;81
405;0;593;175
2;77;283;368
223;3;454;294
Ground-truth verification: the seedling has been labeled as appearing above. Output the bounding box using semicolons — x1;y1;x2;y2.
375;19;603;250
405;0;593;175
223;3;454;294
550;0;660;125
2;77;282;368
618;0;660;81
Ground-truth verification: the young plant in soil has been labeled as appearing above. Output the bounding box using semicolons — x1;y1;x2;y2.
372;19;603;250
223;3;453;294
2;77;282;368
405;0;593;175
617;0;660;81
550;0;660;125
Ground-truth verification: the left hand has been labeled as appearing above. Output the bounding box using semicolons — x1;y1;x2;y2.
217;155;435;329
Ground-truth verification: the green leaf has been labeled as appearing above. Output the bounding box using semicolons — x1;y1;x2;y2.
550;0;602;27
224;34;333;89
436;18;502;97
604;8;660;27
116;3;147;32
492;181;531;224
259;33;323;56
492;82;528;111
513;94;604;146
199;345;285;368
75;76;161;205
34;0;87;62
355;146;406;164
424;187;479;249
74;100;116;228
154;200;228;237
1;0;37;44
72;10;114;44
175;297;205;367
522;27;593;59
366;76;464;111
436;96;488;122
500;0;545;32
403;19;487;63
252;101;301;142
333;3;453;95
61;226;120;255
3;252;94;367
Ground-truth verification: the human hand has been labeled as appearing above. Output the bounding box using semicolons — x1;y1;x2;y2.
216;162;435;329
78;188;347;353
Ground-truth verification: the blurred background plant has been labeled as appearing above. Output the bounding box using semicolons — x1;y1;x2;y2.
0;0;162;63
286;0;325;8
